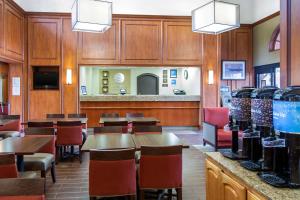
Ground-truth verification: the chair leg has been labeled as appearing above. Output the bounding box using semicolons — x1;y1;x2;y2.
129;195;136;200
89;197;96;200
203;140;206;146
41;170;46;178
55;146;60;164
176;188;182;200
139;190;145;200
50;161;56;183
79;145;82;163
168;189;172;200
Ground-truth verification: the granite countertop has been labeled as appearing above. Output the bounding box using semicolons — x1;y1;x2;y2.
205;152;300;200
80;95;201;102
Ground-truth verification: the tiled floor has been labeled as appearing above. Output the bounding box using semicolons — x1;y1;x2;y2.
45;128;206;200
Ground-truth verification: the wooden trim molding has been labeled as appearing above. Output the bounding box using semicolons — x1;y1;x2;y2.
81;106;200;110
253;11;280;27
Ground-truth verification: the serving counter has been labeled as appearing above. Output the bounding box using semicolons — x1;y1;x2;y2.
80;95;201;127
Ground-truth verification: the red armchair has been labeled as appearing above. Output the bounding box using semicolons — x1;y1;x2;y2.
203;107;240;151
139;145;182;200
0;154;18;179
89;149;136;199
0;178;45;200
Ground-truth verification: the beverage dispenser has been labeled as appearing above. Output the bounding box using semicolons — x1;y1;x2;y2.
230;87;255;131
240;87;278;171
259;86;300;188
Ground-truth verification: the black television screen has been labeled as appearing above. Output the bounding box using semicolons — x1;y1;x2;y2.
33;67;59;90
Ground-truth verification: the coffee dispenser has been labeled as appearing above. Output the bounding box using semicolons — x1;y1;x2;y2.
221;87;255;160
258;86;300;188
240;87;278;171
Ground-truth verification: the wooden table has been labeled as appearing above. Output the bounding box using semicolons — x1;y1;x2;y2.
0;137;52;171
81;134;136;152
132;133;189;150
22;118;88;125
0;119;18;126
81;133;188;152
99;117;160;124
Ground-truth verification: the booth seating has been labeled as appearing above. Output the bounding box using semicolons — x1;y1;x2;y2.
203;108;242;151
0;115;21;139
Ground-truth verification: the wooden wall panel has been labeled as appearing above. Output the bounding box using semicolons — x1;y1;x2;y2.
78;19;120;64
28;90;60;119
0;62;8;103
28;17;61;65
62;18;78;114
0;0;4;55
80;101;200;127
202;34;220;108
121;20;162;64
4;2;24;61
221;26;253;90
280;0;289;87
8;64;22;116
163;21;202;65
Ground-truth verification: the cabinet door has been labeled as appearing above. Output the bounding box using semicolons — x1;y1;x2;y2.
206;160;221;200
0;0;4;55
28;17;61;65
220;172;246;200
163;21;202;65
247;191;267;200
78;19;120;64
121;19;162;64
4;2;24;61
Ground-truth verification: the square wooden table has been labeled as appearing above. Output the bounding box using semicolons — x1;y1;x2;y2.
0;137;52;171
22;117;88;125
0;119;18;126
132;133;189;150
81;134;136;152
99;117;160;124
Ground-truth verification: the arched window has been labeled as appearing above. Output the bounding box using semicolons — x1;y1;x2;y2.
269;25;280;52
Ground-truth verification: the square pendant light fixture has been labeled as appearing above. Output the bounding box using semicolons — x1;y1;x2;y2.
72;0;112;33
192;0;240;35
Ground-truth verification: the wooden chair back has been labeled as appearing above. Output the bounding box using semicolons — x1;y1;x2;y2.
94;126;127;134
126;113;144;118
46;114;65;119
101;113;120;118
133;125;162;134
27;122;54;128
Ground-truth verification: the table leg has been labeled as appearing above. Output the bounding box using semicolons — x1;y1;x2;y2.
16;155;24;172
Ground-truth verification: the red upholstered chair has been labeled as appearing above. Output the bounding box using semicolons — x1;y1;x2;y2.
203;107;240;151
139;146;182;200
68;113;88;143
56;121;83;163
133;126;162;135
0;115;21;139
89;149;136;200
23;127;56;183
0;153;18;179
0;178;45;200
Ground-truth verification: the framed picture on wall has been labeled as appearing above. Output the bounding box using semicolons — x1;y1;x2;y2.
102;86;108;94
102;79;108;85
170;69;177;78
221;60;246;80
102;71;109;78
81;86;87;95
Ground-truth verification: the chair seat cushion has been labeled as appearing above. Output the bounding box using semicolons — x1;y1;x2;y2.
217;129;243;142
0;131;20;138
18;171;40;179
24;153;54;171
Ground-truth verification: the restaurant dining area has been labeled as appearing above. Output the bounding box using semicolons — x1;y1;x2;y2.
1;0;300;200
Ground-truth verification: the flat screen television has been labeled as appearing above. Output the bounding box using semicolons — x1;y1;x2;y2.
33;67;59;90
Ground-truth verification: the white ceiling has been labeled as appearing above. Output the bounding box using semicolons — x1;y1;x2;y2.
14;0;280;24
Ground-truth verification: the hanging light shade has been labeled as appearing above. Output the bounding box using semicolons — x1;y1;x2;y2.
72;0;112;33
192;0;240;34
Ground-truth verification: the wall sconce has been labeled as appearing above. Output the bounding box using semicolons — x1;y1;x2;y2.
208;70;214;85
66;69;72;85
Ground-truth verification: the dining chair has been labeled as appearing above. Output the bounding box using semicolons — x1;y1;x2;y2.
68;113;88;143
101;113;120;118
0;153;18;178
132;121;157;127
23;127;56;183
0;178;45;200
46;114;65;119
0;115;21;139
133;126;162;134
94;126;127;134
27;122;54;128
56;121;83;163
89;149;136;200
139;145;183;200
104;121;129;127
126;113;144;118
